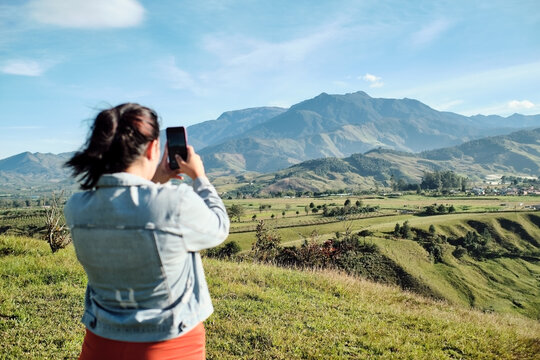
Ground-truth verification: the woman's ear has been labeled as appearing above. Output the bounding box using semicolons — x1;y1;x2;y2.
145;139;160;161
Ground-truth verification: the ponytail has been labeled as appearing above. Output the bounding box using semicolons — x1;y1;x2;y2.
66;103;160;189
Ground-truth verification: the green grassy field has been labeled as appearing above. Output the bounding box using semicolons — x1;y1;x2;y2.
1;235;539;359
223;207;540;319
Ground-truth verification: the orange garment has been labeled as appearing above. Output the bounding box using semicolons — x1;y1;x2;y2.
78;322;206;360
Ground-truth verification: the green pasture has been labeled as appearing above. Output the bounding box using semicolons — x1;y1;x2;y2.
1;235;539;359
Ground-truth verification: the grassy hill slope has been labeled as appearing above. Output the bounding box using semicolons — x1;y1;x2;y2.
373;212;540;318
226;210;540;319
232;128;540;194
1;235;539;359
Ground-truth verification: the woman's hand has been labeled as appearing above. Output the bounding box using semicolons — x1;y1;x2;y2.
176;145;206;180
151;144;184;184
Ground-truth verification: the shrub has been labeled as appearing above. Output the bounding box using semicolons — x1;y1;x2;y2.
252;221;281;262
453;245;467;259
205;241;241;259
44;193;70;253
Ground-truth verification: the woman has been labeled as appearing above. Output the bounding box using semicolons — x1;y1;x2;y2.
64;103;229;360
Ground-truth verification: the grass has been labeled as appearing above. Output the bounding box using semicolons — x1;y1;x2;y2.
1;235;539;359
225;210;540;319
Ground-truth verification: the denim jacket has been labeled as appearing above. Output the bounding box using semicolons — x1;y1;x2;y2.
64;173;229;342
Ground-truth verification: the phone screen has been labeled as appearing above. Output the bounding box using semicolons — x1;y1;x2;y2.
166;127;187;170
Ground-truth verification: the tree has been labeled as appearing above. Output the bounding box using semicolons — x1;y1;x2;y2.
309;202;315;208
282;211;286;218
400;221;412;239
227;204;245;222
423;205;437;216
429;224;436;236
437;204;447;214
453;245;467;259
393;223;401;238
252;220;281;262
344;199;351;206
304;206;309;215
355;200;362;207
252;214;257;221
358;229;374;244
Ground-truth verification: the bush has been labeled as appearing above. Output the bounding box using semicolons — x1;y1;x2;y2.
44;193;70;253
453;246;467;259
252;221;281;262
205;241;241;259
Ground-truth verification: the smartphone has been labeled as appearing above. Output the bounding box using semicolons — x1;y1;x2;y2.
166;126;188;170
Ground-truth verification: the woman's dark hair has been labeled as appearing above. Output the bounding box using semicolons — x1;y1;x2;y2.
66;103;160;189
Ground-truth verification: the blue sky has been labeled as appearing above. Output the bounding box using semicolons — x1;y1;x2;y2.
0;0;539;159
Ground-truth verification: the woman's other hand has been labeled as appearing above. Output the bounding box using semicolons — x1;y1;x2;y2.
176;146;206;180
151;144;184;184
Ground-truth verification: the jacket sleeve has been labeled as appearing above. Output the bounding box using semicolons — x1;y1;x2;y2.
179;177;230;252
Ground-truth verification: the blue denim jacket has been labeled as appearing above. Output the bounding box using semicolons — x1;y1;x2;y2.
64;173;229;342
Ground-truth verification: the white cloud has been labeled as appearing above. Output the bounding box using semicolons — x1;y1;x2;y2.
202;23;341;72
157;57;202;95
508;100;535;109
393;61;540;116
27;0;145;28
410;19;452;47
360;73;384;88
332;80;349;88
1;59;47;76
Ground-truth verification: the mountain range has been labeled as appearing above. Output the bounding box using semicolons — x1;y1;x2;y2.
1;91;539;194
197;91;540;173
243;128;540;194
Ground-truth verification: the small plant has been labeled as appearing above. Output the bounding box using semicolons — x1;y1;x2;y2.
205;241;241;259
44;192;71;253
252;220;281;262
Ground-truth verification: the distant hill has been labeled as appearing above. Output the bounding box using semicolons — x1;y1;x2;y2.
0;152;75;193
238;128;540;194
182;106;287;150
2;91;540;195
200;91;540;173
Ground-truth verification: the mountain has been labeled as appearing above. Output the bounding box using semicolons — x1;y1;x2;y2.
179;107;286;150
469;113;540;128
0;152;75;193
236;128;540;194
2;91;540;195
200;91;539;173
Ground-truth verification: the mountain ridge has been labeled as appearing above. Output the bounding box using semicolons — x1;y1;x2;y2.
199;91;540;173
1;91;540;194
235;127;540;194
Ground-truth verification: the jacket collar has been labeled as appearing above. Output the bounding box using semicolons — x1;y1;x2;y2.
96;172;156;188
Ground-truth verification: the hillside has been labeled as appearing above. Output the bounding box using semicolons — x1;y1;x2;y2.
200;91;540;173
1;235;538;359
236;128;540;194
373;212;540;319
225;207;540;320
1;92;540;195
0;152;75;193
183;106;287;150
